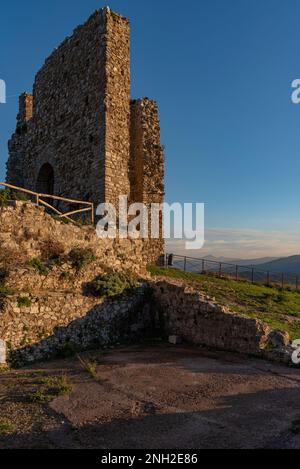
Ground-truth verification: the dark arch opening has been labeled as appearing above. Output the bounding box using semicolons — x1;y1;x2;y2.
36;163;54;195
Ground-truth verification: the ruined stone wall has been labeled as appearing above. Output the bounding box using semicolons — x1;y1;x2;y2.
105;11;130;206
152;281;291;357
6;93;33;187
6;8;165;266
0;202;152;271
7;8;130;208
130;99;165;263
1;287;153;364
130;99;164;205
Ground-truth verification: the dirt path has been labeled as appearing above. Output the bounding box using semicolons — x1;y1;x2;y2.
0;344;300;449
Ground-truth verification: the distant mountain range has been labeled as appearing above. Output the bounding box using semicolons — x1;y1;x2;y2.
204;255;300;276
203;255;278;266
256;256;300;275
173;254;300;277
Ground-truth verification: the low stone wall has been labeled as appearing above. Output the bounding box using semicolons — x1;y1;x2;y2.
152;281;290;357
0;286;153;364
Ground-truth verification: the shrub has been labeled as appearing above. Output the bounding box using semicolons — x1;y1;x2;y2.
17;297;32;308
40;240;65;263
10;191;29;201
57;341;79;358
69;248;95;270
89;271;140;298
0;189;10;207
0;285;14;297
0;188;29;206
0;267;8;283
28;258;49;276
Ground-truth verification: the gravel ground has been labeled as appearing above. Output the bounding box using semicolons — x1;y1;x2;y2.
0;344;300;449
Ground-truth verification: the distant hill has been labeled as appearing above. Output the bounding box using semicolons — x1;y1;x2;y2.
256;255;300;275
203;255;278;266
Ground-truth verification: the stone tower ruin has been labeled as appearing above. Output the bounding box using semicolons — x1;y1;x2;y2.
6;7;165;263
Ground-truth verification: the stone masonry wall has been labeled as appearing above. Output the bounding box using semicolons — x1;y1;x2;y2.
6;8;165;265
0;202;152;271
7;8;130;208
130;99;165;262
152;281;291;357
104;10;130;207
1;287;153;364
6;93;33;187
130;99;165;205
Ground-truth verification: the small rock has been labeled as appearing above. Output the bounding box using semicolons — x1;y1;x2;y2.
268;330;290;348
169;335;182;345
132;401;156;416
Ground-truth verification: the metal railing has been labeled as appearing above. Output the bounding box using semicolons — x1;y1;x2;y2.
0;182;94;225
165;253;300;290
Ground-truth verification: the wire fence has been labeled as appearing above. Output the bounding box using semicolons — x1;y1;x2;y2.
165;253;300;290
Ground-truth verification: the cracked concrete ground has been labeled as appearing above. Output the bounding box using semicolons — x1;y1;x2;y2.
1;344;300;449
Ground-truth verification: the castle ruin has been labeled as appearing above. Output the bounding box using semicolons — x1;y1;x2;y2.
6;7;164;263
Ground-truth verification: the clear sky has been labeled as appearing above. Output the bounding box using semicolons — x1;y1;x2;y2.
1;0;300;258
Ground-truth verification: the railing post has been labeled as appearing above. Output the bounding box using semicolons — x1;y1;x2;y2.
91;204;94;225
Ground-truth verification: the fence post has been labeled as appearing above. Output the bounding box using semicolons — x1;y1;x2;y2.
282;273;284;289
219;263;222;277
184;257;187;272
252;268;254;284
297;276;299;290
202;260;205;273
236;265;238;281
267;272;270;286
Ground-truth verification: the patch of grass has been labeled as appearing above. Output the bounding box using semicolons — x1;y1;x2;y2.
69;248;95;270
50;214;71;225
77;355;98;379
88;271;140;299
28;375;72;403
0;420;16;434
60;271;71;281
148;266;300;340
27;258;49;276
17;296;32;308
18;371;48;379
0;284;14;297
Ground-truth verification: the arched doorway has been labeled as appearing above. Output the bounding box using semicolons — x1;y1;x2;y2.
36;163;54;195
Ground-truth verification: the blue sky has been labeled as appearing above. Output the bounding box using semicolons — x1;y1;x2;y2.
1;0;300;258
